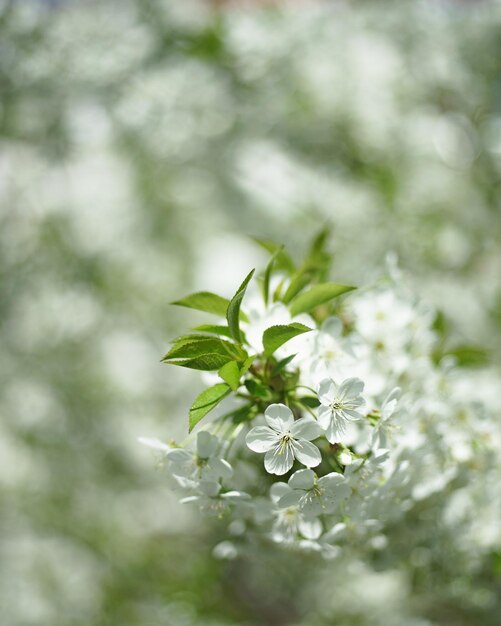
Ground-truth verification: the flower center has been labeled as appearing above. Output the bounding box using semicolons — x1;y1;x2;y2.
312;484;322;497
196;456;208;478
278;434;292;452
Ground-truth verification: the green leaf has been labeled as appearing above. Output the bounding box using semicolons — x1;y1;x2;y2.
244;379;271;399
263;245;283;307
231;404;258;424
165;353;232;371
282;267;316;304
444;345;489;368
218;361;241;391
253;238;295;274
493;551;501;577
219;403;258;424
192;324;233;338
289;283;355;316
227;269;255;343
191;324;248;344
305;226;332;280
308;225;331;254
271;277;287;303
281;229;332;304
172;291;230;317
432;311;449;339
167;334;210;350
262;323;312;357
162;337;243;361
189;383;231;431
298;396;321;408
240;354;256;374
271;353;297;376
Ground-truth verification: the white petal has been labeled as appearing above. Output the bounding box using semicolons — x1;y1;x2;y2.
297;539;322;553
323;522;347;542
382;386;399;418
264;443;295;475
344;458;364;478
301;495;325;517
348;395;365;408
372;448;390;465
270;481;291;503
289;468;316;490
138;437;170;451
205;457;233;480
383;386;401;406
264;403;294;432
290;416;323;441
319;474;351;501
278;490;303;509
180;495;199;504
382;399;397;420
198;480;221;497
342;408;363;421
220;490;251;500
292;440;321;468
339;377;364;398
173;476;197;490
298;517;322;540
318;472;346;487
321;316;343;338
325;418;345;444
197;431;218;458
246;426;278;453
316;405;333;430
317;378;336;405
169;463;194;479
373;428;387;449
165;449;192;463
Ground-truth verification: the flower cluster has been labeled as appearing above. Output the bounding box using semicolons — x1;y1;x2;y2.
141;237;496;556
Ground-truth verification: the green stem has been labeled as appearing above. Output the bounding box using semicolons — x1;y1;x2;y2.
296;384;317;394
296;400;317;419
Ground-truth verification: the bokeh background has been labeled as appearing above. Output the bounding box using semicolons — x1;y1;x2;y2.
1;0;501;624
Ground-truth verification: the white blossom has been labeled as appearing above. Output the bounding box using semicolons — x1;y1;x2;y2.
166;432;233;482
140;259;500;562
276;468;351;516
317;378;366;443
371;387;401;448
305;317;356;386
181;479;250;516
246;404;323;475
268;483;323;544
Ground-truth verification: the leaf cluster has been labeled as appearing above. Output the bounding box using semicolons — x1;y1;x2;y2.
162;231;357;431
